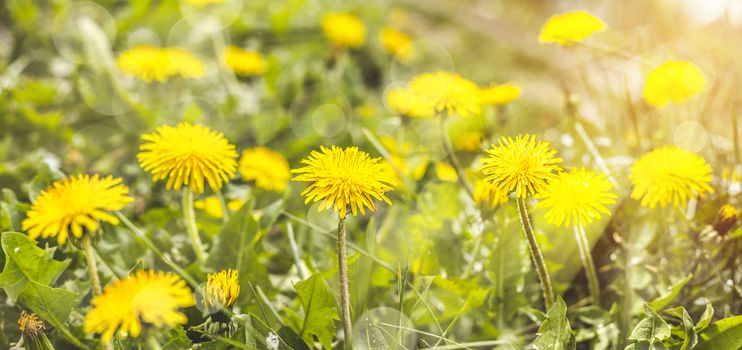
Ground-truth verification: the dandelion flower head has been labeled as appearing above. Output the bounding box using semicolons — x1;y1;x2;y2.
629;146;713;208
380;26;415;62
480;134;563;198
22;174;133;245
643;60;706;107
117;45;205;82
409;71;481;117
222;46;266;76
84;270;195;343
474;180;509;208
239;147;290;192
538;10;605;46
292;146;396;217
535;168;616;227
203;269;240;314
479;82;522;106
386;87;435;118
321;13;366;48
138;122;238;194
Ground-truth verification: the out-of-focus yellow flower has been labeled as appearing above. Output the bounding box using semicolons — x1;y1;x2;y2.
22;174;133;245
538;10;605;46
452;131;483;151
643;60;706;107
386;87;436;118
479;82;522;106
380;26;415;62
715;203;741;236
194;196;244;219
203;269;240;314
434;162;458;182
138;122;238;194
186;0;224;7
629;146;713;208
292;146;396;217
480;135;563;198
222;46;266;76
321;13;366;48
84;270;194;343
474;180;509;208
409;71;481;117
535;168;616;227
117;45;205;82
239;147;290;192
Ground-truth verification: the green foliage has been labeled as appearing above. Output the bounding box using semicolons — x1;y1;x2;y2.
294;272;339;349
0;232;69;302
534;296;576;350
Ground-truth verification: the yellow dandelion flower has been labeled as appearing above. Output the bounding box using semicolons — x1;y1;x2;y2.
239;147;290;192
629;146;714;208
321;13;366;48
715;203;741;236
186;0;224;7
479;82;522;106
538;10;605;46
292;146;396;217
222;46;266;76
380;26;415;62
535;168;616;227
409;71;481;117
452;130;483;151
22;174;133;245
643;60;706;107
193;196;244;219
203;269;240;314
138;122;238;194
474;180;509;208
84;270;195;343
480;134;563;198
434;161;458;182
386;87;435;118
116;45;204;82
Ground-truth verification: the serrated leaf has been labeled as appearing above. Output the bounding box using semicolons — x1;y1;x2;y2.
295;272;339;349
0;232;70;301
17;281;78;329
695;315;742;350
647;275;691;311
533;297;576;350
628;305;670;342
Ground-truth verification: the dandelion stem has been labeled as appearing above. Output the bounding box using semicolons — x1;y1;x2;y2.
516;197;554;310
337;216;353;349
146;332;163;350
438;116;475;200
183;187;206;263
573;223;601;305
82;235;103;296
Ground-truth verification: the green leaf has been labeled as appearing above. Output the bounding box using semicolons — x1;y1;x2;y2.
647;275;692;311
695;315;742;350
0;232;70;301
533;297;576;350
17;281;88;349
628;305;671;342
295;272;339;349
664;306;697;350
161;327;192;350
694;302;714;332
278;326;311;350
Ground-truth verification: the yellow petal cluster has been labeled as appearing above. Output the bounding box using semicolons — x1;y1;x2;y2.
203;269;240;314
239;147;291;192
538;10;605;46
193;196;244;219
479;82;522;106
84;270;195;343
473;180;509;208
643;60;706;107
629;146;713;208
138;122;238;194
321;13;366;48
22;174;133;245
380;26;415;62
408;71;481;117
386;87;435;118
535;168;616;227
292;146;396;217
480;134;563;198
117;45;205;82
222;46;266;76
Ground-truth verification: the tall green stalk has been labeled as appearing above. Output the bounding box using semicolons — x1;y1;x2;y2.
573;223;601;305
337;216;353;349
516;197;555;310
183;187;206;263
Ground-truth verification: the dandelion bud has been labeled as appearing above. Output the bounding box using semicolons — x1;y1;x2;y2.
18;313;55;350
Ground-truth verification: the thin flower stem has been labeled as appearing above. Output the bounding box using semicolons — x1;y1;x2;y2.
146;332;163;350
516;197;555;310
114;211;200;288
438;116;475;200
573;223;601;305
337;216;353;350
183;187;206;263
82;235;103;296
